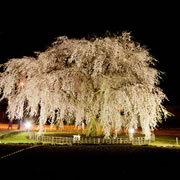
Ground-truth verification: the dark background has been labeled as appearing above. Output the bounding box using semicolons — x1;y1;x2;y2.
0;2;179;106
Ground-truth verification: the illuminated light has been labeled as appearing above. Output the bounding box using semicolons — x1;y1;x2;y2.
24;121;32;130
128;128;135;141
129;128;135;134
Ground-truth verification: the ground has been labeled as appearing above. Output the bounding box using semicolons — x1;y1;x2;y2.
1;125;180;178
0;143;180;178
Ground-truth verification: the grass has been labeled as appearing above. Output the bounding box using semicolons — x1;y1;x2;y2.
149;135;179;147
0;132;38;144
1;131;180;148
42;131;80;136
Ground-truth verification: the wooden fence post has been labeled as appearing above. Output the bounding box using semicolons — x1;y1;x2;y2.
176;137;179;145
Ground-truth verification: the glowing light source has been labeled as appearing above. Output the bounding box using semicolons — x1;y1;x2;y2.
24;121;32;130
129;128;135;134
128;128;135;141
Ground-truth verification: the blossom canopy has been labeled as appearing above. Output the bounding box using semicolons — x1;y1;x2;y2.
0;32;169;139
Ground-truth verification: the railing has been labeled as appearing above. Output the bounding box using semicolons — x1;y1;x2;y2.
28;132;155;145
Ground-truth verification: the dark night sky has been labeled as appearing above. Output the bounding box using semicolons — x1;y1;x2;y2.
0;2;179;105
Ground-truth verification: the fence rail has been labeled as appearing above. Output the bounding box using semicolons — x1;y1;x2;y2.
28;132;155;145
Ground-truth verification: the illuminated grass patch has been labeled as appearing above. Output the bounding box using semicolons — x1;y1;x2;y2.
0;132;37;144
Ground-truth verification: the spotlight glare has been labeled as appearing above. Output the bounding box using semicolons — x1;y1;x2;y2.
129;128;135;134
24;121;32;130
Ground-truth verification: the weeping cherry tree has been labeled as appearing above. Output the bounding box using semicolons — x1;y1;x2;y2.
0;32;169;139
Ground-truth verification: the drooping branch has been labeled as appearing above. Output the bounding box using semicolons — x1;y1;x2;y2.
0;32;169;139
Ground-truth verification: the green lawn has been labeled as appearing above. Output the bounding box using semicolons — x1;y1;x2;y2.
0;132;38;144
1;131;180;148
149;135;179;147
